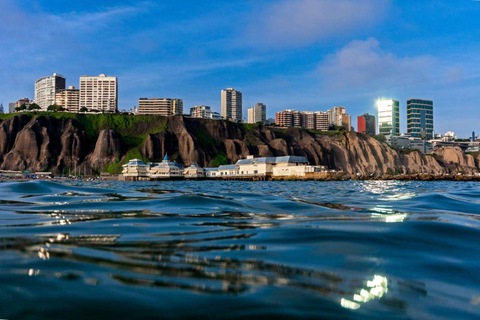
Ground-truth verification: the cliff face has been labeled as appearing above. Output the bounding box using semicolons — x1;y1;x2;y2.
0;114;478;175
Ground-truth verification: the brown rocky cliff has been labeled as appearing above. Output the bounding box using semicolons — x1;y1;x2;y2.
0;115;478;175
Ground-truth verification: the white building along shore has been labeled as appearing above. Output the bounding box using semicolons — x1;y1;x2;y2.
120;155;328;181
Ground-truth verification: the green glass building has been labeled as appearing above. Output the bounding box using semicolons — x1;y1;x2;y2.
377;99;400;143
407;99;433;139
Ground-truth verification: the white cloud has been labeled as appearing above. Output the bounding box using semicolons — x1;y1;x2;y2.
317;38;446;91
245;0;391;48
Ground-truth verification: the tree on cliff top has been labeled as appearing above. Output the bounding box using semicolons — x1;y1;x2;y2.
47;104;65;112
15;104;27;112
28;103;41;111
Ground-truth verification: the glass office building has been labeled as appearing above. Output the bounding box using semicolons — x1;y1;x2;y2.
377;99;400;143
407;99;433;139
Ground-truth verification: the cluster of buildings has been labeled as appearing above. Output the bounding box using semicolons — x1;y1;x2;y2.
120;154;329;181
8;73;118;113
276;107;350;131
6;74;268;124
273;98;435;153
3;72;475;155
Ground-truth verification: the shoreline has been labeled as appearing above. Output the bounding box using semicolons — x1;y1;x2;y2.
2;173;480;182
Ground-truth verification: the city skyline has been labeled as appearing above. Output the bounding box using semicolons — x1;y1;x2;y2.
1;1;480;136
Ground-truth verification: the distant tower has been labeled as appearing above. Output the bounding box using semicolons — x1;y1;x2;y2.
221;88;242;122
247;103;266;124
0;103;4;113
407;99;433;139
473;132;476;142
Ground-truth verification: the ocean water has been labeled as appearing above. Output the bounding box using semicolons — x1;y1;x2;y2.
0;180;479;319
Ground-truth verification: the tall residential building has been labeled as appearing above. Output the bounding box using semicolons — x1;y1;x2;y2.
314;112;329;131
34;73;66;110
8;103;15;113
407;99;434;139
357;113;376;135
377;99;400;142
247;103;266;124
79;74;118;113
0;103;3;113
55;86;80;112
301;111;316;129
190;105;220;119
221;88;242;122
137;98;183;116
327;106;351;131
277;109;329;130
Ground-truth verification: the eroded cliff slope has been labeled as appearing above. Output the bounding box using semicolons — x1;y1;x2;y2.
0;114;477;175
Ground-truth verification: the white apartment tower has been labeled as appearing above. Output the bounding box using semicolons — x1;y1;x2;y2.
221;88;242;122
79;74;118;113
247;103;266;124
34;73;66;110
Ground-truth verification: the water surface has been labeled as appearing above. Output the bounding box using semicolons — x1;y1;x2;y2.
0;180;479;319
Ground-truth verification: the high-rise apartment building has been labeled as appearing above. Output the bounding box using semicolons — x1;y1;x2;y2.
55;86;80;113
301;112;316;129
407;99;434;139
357;113;376;135
327;106;351;131
314;112;329;131
247;103;266;124
377;99;400;142
137;98;183;116
190;105;221;119
79;74;118;113
276;110;302;127
34;73;66;110
276;109;328;130
221;88;242;122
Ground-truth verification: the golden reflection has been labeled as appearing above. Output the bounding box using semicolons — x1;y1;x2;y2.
341;275;388;310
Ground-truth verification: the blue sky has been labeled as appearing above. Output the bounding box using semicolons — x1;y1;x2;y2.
1;0;480;137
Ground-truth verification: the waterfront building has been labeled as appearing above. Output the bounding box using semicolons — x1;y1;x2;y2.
221;88;242;122
121;159;150;181
184;163;205;179
0;103;3;113
79;74;118;113
235;155;324;178
247;103;266;124
137;98;183;116
357;113;376;135
204;168;219;178
34;73;66;110
407;99;434;139
377;99;400;143
8;103;15;113
190;105;220;119
55;86;80;113
218;164;238;177
148;154;184;179
315;112;329;131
